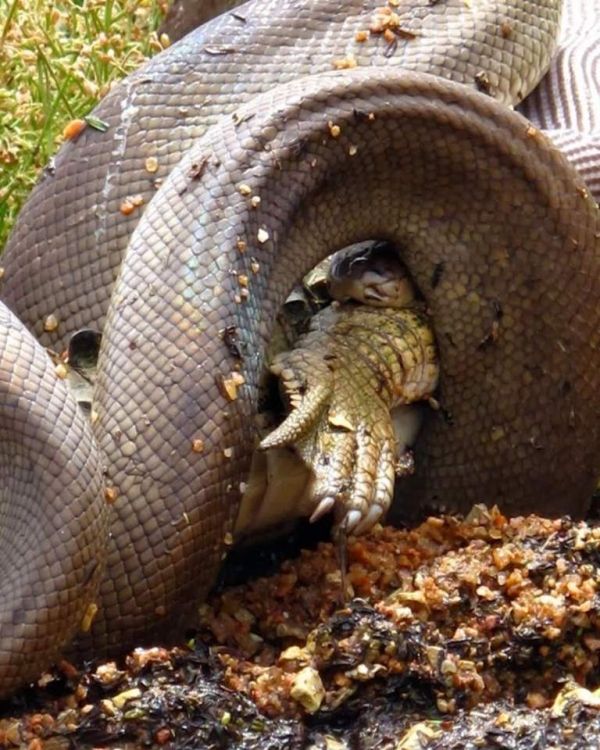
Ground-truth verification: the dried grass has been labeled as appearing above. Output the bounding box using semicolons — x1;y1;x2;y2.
0;0;168;249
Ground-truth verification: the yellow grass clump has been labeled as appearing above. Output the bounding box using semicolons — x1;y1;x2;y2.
0;0;168;249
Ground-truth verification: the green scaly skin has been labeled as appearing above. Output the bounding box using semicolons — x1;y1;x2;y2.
262;303;439;534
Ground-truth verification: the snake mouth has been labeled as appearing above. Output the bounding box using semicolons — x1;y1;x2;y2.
236;240;440;543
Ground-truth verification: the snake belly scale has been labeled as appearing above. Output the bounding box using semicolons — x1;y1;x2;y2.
0;0;598;697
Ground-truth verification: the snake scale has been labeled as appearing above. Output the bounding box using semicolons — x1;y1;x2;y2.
0;0;599;697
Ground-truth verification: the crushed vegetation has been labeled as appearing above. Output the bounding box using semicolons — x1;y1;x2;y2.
0;0;167;250
2;2;600;747
205;506;600;718
1;507;599;749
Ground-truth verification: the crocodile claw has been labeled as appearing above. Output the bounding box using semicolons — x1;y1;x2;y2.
260;302;438;536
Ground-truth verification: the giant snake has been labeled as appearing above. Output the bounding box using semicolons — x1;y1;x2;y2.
0;0;598;697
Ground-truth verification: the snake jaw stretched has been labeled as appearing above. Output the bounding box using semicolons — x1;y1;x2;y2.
78;65;600;655
327;242;417;308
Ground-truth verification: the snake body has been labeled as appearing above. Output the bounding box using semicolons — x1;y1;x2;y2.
0;0;599;697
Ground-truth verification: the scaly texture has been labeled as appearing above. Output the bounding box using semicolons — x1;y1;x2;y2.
0;0;563;348
518;0;600;199
263;303;438;533
159;0;245;42
82;65;600;658
0;0;599;698
0;307;107;693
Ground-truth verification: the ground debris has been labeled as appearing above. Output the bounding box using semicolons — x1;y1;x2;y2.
1;507;599;748
209;508;600;717
338;685;600;749
0;647;303;749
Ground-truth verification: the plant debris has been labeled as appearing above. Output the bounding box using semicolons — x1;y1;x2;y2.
0;0;167;250
0;507;599;748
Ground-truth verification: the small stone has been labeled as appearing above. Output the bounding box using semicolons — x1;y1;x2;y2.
333;56;357;70
395;722;442;749
120;199;135;215
100;699;117;717
112;687;142;709
94;662;124;686
120;194;143;215
218;372;245;401
191;438;204;453
104;486;118;504
290;666;325;713
43;314;59;332
552;682;600;717
280;645;309;662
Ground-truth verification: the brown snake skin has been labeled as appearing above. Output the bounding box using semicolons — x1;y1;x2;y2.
0;0;599;697
159;0;245;42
